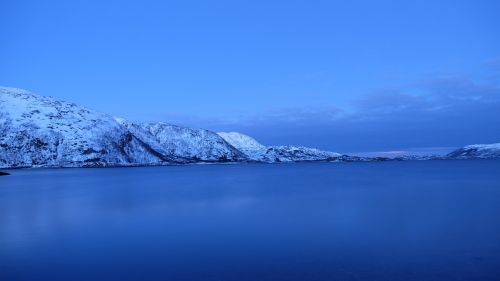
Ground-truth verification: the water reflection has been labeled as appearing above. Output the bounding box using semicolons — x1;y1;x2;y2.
1;161;500;280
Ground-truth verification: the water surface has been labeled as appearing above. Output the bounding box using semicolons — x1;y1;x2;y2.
1;160;500;280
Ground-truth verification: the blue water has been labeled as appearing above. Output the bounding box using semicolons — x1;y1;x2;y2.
1;160;500;281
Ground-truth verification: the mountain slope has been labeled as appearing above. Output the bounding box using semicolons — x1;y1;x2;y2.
120;120;245;162
447;143;500;159
5;86;488;168
0;87;162;167
217;132;268;160
218;132;342;162
0;87;244;168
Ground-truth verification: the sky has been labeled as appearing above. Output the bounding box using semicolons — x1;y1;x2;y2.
1;0;499;153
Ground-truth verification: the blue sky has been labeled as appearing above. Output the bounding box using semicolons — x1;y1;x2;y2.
1;0;499;152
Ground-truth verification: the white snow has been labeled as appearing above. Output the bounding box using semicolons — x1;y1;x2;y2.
0;87;244;168
447;143;500;159
217;132;266;150
5;86;491;168
463;143;500;150
218;131;342;162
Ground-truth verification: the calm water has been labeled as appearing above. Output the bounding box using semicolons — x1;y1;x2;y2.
1;160;500;281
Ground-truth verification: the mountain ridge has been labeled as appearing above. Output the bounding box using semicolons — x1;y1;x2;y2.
0;87;247;168
447;143;500;159
0;87;348;168
217;132;344;162
1;87;499;169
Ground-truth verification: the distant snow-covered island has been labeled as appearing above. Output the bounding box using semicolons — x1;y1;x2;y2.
0;86;499;169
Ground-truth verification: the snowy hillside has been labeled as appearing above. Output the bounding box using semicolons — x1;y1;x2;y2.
447;143;500;159
218;132;343;162
0;87;244;168
3;86;490;169
120;120;245;162
217;132;266;151
0;87;155;167
217;132;268;160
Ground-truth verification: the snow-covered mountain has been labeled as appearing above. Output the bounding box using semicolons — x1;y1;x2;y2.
447;143;500;159
0;87;145;167
0;86;352;168
3;86;495;169
119;120;245;162
217;132;343;162
0;87;244;168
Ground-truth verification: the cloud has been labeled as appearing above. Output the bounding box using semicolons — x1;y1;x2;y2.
353;89;429;118
160;61;500;151
157;105;344;130
350;74;500;123
415;75;500;101
484;57;500;72
228;73;500;127
252;106;343;124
